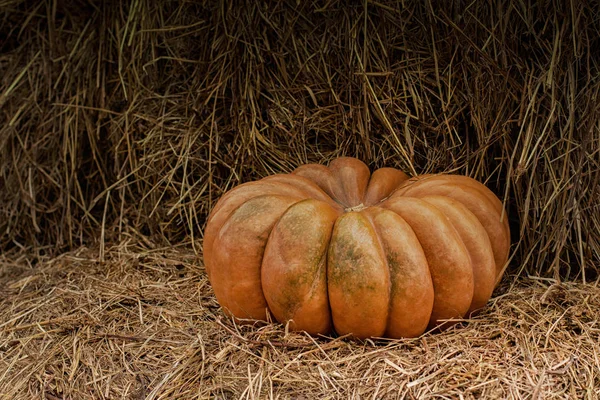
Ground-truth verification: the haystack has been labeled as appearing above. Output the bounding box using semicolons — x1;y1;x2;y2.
1;1;599;398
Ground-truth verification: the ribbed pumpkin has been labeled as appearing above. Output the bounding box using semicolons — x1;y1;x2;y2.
204;157;510;339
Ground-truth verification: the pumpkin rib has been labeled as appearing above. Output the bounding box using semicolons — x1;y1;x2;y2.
292;164;344;204
204;180;318;277
394;175;510;244
381;197;474;328
363;168;410;206
395;175;503;212
326;212;390;339
298;210;339;333
208;195;302;321
361;210;394;337
429;176;509;237
299;239;334;332
208;180;302;219
394;183;509;281
205;180;302;223
432;175;505;214
363;207;434;338
209;176;330;221
262;174;342;210
420;195;496;315
261;199;339;335
327;157;371;208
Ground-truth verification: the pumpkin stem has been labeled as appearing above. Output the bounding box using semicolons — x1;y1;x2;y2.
344;203;367;212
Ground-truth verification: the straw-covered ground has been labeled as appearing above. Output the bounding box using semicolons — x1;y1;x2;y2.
2;1;600;399
1;243;599;399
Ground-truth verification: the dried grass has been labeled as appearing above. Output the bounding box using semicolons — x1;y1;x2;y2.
1;2;600;398
1;1;599;277
1;243;599;399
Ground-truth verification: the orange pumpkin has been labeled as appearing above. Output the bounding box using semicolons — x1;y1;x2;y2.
204;157;510;339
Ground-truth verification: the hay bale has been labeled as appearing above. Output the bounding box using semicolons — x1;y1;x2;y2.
1;244;599;398
1;1;599;278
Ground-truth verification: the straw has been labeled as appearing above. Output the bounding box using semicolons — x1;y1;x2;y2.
1;1;598;278
1;243;598;398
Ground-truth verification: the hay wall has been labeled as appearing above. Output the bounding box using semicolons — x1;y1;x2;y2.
1;1;599;279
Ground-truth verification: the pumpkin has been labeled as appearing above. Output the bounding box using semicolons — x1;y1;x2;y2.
204;157;510;339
